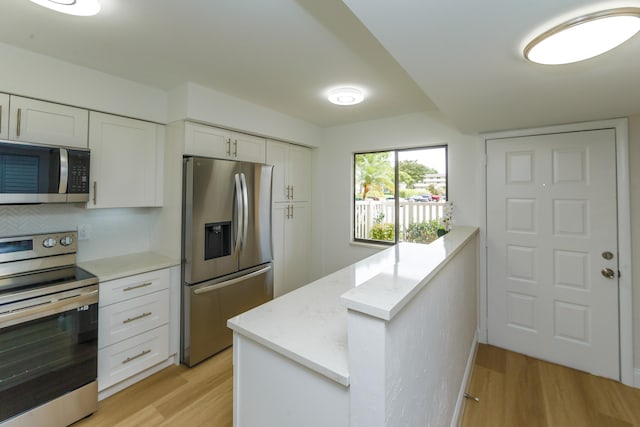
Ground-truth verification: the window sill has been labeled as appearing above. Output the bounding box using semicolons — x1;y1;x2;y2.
349;240;393;250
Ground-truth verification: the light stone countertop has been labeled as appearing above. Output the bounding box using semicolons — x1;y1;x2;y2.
227;226;479;386
79;252;179;282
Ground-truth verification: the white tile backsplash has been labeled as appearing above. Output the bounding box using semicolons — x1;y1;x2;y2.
0;204;157;261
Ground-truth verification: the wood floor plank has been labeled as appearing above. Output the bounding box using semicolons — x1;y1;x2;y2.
462;344;640;427
503;350;548;427
460;365;505;426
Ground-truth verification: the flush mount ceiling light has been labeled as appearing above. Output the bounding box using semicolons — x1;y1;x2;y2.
30;0;101;16
524;8;640;65
327;87;364;106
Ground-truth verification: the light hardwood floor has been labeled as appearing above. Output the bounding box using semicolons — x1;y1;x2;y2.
74;348;233;427
461;344;640;427
75;344;640;426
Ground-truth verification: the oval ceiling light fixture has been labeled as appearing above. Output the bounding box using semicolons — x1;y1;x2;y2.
524;8;640;65
30;0;101;16
328;87;364;106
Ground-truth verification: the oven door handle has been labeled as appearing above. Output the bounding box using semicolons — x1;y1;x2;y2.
0;289;98;329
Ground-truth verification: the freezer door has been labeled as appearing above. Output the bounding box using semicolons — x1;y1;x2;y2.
237;163;273;271
181;263;273;367
183;157;239;284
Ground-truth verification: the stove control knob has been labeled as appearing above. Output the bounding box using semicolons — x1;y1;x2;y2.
43;238;57;248
60;236;74;246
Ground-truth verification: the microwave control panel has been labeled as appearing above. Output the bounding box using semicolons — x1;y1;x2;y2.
68;150;90;194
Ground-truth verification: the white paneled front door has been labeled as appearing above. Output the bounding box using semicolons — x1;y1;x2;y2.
487;129;620;380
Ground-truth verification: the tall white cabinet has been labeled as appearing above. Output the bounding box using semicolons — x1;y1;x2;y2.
266;140;312;297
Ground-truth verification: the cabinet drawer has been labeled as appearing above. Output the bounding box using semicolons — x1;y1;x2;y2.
100;269;169;306
98;324;169;391
99;289;169;348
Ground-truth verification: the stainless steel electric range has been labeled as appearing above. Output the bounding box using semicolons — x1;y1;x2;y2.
0;231;98;427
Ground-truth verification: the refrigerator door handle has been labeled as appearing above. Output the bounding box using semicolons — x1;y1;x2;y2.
240;173;249;250
234;173;244;256
193;265;272;295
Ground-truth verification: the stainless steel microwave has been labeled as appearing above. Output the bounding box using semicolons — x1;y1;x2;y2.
0;141;90;204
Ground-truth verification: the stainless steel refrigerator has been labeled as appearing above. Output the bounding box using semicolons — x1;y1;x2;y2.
181;156;274;367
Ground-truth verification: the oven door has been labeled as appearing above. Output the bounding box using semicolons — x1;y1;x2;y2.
0;141;65;204
0;285;98;423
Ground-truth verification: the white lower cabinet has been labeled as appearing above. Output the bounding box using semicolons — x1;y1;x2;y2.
98;269;170;392
98;325;169;390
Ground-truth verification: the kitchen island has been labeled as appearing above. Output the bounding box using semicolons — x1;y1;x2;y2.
228;226;479;427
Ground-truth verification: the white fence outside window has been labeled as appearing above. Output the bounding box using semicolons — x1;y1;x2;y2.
354;200;446;240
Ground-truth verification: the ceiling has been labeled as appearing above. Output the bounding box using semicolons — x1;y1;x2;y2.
1;0;640;133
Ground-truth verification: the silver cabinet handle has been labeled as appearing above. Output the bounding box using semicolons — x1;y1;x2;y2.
123;281;153;292
290;204;294;219
93;181;97;205
286;185;291;200
122;349;151;364
226;138;231;156
59;148;68;194
290;185;294;200
234;140;238;157
194;265;272;295
286;205;291;219
16;108;22;137
123;311;152;324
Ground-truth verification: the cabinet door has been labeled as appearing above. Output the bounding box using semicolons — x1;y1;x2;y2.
232;132;266;163
88;112;163;208
9;96;88;148
266;140;289;203
272;204;287;297
0;93;9;140
272;203;311;297
286;203;310;292
288;145;311;202
184;122;231;158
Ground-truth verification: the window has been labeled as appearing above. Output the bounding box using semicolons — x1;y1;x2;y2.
353;146;448;245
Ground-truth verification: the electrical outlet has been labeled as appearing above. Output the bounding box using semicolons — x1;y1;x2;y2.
78;224;92;241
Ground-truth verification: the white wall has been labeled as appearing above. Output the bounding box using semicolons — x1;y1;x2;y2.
311;111;482;278
0;42;167;123
168;82;321;147
628;114;640;382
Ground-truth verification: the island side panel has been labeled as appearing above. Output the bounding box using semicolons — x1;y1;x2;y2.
233;334;350;427
347;234;478;427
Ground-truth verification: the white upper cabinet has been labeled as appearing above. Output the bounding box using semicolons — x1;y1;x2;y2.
266;140;311;203
0;93;9;140
88;112;164;209
184;121;266;163
9;96;89;148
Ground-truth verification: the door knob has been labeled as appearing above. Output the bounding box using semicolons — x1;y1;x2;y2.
601;268;616;279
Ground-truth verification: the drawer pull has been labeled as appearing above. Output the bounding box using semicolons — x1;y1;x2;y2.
123;281;153;292
122;349;151;364
122;311;152;324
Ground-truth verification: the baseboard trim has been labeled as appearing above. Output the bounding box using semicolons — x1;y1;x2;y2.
451;330;479;427
634;368;640;389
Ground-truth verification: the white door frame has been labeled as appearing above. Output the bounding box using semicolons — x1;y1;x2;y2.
480;118;633;386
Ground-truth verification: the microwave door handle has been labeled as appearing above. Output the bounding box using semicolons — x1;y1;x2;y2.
234;173;244;256
240;173;249;249
59;148;69;194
